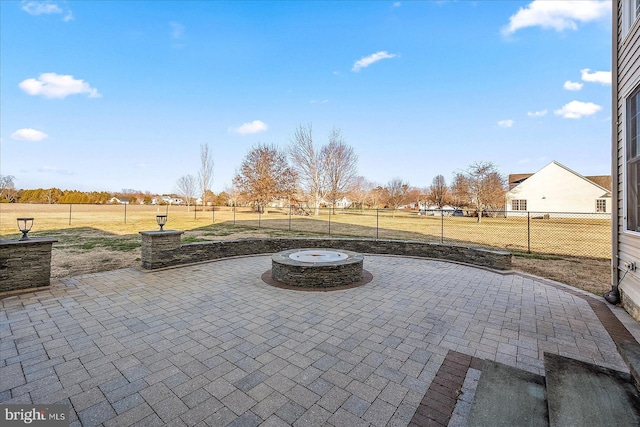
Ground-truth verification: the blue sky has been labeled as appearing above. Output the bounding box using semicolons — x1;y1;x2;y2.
1;0;612;194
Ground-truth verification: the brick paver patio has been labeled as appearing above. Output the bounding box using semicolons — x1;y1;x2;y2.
1;255;639;426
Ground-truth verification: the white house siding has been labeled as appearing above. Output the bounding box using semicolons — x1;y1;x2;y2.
506;162;611;216
616;0;640;321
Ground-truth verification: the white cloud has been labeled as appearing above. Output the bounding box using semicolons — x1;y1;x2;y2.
22;1;73;21
11;128;48;141
554;100;601;119
498;120;514;128
580;68;612;85
352;51;397;72
527;109;548;117
392;2;401;8
310;99;329;104
232;120;268;135
19;73;101;99
563;81;583;91
502;0;610;36
22;1;62;15
170;22;185;39
38;166;73;175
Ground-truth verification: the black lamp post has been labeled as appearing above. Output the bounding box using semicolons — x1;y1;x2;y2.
17;217;34;240
156;215;168;231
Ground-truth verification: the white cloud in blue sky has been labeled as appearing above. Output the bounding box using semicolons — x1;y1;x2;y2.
19;73;101;99
527;110;548;118
502;0;610;36
170;22;185;39
232;120;268;135
563;81;583;91
21;1;73;21
38;166;73;175
352;51;397;72
581;68;611;85
0;1;612;193
11;128;48;141
554;101;602;119
498;120;514;128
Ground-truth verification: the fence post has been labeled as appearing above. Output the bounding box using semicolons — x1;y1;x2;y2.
212;204;215;224
258;206;261;228
527;211;531;253
69;204;72;226
376;209;379;240
289;205;292;231
328;209;331;235
233;204;236;225
441;210;444;243
124;203;127;224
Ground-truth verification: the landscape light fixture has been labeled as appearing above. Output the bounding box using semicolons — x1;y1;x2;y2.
156;215;168;231
17;217;34;240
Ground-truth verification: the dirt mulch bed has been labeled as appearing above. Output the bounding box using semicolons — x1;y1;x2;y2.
46;230;612;298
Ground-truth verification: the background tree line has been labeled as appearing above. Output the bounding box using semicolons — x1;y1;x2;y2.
4;131;508;218
228;125;507;220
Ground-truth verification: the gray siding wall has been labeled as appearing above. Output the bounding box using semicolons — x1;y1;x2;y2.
616;0;640;321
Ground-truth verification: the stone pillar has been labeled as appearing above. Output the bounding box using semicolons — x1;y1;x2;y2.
0;238;58;292
139;230;183;269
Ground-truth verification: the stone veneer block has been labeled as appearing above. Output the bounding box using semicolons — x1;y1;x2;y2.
0;238;57;292
271;248;363;288
139;230;184;270
138;235;511;271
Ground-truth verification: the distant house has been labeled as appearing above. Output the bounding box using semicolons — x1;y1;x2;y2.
150;196;184;205
109;197;130;205
505;161;611;214
319;197;352;209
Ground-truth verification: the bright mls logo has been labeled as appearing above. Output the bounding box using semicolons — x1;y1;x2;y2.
2;405;68;426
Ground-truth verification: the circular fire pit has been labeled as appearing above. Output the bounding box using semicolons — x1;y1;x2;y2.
271;248;364;288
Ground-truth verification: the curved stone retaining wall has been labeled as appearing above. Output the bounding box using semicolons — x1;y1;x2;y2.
139;232;512;271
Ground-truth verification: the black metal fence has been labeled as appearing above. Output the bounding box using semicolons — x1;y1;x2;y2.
225;207;611;259
0;204;611;259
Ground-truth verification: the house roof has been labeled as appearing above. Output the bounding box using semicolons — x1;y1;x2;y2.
509;162;611;193
584;175;612;191
508;173;534;187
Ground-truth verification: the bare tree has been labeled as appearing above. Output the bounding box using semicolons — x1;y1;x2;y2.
385;178;410;217
233;143;297;212
450;173;470;209
289;124;326;215
368;185;386;209
199;144;214;207
224;184;241;206
322;128;358;212
348;176;374;211
458;161;506;222
175;175;198;211
428;175;451;209
0;175;15;201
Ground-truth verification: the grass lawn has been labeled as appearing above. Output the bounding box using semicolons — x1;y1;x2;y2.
1;203;612;296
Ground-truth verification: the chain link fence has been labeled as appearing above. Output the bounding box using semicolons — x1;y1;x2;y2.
0;204;611;259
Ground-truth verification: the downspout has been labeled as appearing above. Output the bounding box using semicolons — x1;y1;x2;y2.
606;0;621;305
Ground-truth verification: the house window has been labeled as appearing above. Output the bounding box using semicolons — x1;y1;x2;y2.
627;85;640;231
624;0;640;37
511;199;527;211
596;199;607;213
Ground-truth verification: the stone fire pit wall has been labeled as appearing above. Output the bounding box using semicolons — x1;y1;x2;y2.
139;232;511;271
0;238;58;292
